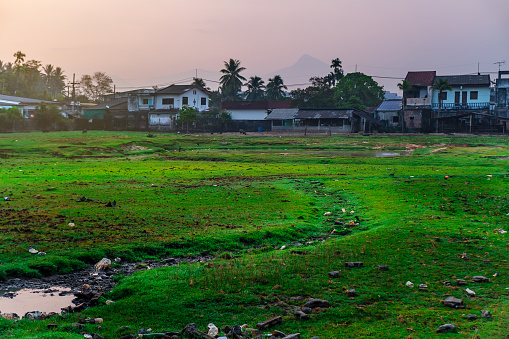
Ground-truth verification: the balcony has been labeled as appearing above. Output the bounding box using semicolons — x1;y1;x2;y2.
432;102;490;110
406;97;431;107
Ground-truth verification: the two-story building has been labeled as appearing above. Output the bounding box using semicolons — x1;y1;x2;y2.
494;70;509;118
431;74;491;113
126;84;211;130
402;71;435;132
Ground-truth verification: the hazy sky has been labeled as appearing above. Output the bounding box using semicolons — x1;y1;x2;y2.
1;0;508;93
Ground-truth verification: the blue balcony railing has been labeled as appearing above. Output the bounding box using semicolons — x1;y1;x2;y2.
432;102;490;110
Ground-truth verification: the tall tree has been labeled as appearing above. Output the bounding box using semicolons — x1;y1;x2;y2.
432;78;452;132
51;67;66;96
266;75;287;101
244;76;265;101
13;51;26;94
192;77;208;90
219;59;246;101
80;72;113;102
397;79;412;132
333;72;384;109
329;58;344;86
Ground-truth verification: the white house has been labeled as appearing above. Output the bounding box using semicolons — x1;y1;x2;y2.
127;85;210;130
431;74;491;111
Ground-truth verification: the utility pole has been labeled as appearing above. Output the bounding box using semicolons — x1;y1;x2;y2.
70;73;80;113
494;61;506;72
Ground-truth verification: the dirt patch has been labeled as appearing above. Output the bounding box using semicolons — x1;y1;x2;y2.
119;143;149;152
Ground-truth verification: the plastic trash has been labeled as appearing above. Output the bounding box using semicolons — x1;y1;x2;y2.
280;245;286;250
405;281;414;288
85;318;103;324
114;257;121;263
24;311;42;320
68;222;75;227
466;288;476;296
37;252;46;256
207;323;219;336
4;197;10;201
29;247;38;254
323;212;332;216
496;228;507;234
94;258;112;272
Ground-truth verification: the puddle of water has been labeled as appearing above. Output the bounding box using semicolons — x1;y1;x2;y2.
0;287;75;316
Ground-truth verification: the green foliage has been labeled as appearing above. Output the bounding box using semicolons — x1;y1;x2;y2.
219;59;246;101
244;76;266;101
266;75;287;101
35;102;67;130
0;107;23;132
177;106;198;133
80;72;113;102
333;72;385;109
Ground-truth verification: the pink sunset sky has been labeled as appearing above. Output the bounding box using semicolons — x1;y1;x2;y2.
1;0;508;94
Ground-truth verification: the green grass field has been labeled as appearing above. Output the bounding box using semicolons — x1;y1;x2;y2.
0;131;508;338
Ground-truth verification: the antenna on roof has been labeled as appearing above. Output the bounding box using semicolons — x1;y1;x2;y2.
494;60;506;72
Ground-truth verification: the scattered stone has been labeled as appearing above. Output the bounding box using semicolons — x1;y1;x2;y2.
272;330;287;337
323;212;332;216
472;276;489;283
436;324;455;333
465;288;476;296
1;313;19;320
94;258;111;272
461;253;469;260
418;284;427;290
303;298;331;308
346;289;356;297
481;310;492;318
405;281;414;288
378;265;389;271
456;279;467;286
180;323;213;339
344;262;363;268
466;314;478;321
301;307;313;314
444;296;463;308
256;316;282;329
443;281;452;286
294;311;309;320
282;334;301;339
328;271;340;278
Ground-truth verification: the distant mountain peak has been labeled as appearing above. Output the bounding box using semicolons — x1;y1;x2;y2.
266;54;330;87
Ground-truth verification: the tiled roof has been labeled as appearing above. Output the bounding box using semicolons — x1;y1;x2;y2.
435;74;490;86
405;71;436;86
376;99;402;112
157;84;211;95
264;108;299;120
222;101;292;110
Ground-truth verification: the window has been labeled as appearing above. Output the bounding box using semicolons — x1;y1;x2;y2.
142;98;153;105
392;116;399;123
182;97;188;105
439;92;448;100
193;90;197;95
142;99;149;105
470;91;478;100
201;97;207;106
409;116;415;121
162;98;174;105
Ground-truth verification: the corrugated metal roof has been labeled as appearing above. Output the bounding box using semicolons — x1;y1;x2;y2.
296;109;354;119
264;108;299;120
157;84;211;95
435;74;490;86
0;94;59;105
222;101;292;110
376;99;402;111
84;98;127;110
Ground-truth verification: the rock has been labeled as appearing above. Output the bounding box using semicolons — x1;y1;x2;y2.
1;313;19;320
465;288;475;296
466;314;478;321
344;262;363;268
472;276;489;283
303;298;331;308
456;279;467;286
256;316;282;329
294;311;309;320
328;271;340;278
282;334;301;339
94;258;111;272
346;289;356;297
301;307;313;314
436;324;455;333
481;310;492;318
405;281;414;288
378;265;389;271
418;284;427;290
272;330;286;337
81;284;92;296
180;323;214;339
443;281;451;286
444;296;463;308
323;212;332;216
310;337;320;339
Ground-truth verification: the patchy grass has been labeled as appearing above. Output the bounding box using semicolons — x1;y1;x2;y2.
0;131;508;338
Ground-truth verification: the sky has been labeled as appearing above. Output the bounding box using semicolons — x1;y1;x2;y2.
1;0;508;94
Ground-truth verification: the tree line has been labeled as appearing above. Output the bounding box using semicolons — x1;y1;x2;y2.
203;57;384;110
0;51;113;103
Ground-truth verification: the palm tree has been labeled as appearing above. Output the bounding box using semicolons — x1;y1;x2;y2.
266;75;287;101
51;67;66;96
192;77;208;90
329;58;344;86
219;59;246;100
244;76;265;101
42;64;55;94
397;79;412;132
432;78;452;132
13;51;25;94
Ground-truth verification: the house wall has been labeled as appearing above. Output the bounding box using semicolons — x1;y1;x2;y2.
149;113;174;127
431;86;490;105
404;110;422;130
155;88;209;112
227;108;268;120
376;111;400;127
